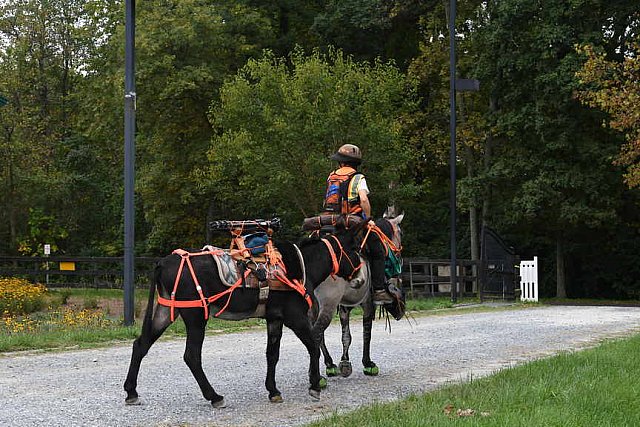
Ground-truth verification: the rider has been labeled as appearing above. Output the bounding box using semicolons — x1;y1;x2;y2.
322;143;394;305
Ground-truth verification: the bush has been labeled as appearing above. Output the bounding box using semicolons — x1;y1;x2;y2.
0;277;47;315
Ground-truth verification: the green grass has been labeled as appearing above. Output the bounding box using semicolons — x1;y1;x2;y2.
309;334;640;427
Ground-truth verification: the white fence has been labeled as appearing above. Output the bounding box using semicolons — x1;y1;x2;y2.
519;256;539;302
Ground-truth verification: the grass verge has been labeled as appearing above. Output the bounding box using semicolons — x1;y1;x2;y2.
309;334;640;427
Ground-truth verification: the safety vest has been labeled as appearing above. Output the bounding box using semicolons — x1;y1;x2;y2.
322;167;365;215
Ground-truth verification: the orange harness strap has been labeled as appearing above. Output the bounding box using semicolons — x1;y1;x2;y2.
157;247;312;320
272;269;312;308
322;236;363;280
321;238;340;276
360;223;401;256
158;265;252;321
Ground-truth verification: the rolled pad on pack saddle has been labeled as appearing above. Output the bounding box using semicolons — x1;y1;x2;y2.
302;214;364;231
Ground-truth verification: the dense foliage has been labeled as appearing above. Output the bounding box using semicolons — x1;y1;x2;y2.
0;0;638;297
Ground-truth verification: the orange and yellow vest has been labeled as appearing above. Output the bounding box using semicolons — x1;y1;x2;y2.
322;167;365;216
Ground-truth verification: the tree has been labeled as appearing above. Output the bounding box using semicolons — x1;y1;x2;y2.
0;0;109;254
110;0;276;253
312;0;426;67
576;42;640;188
206;48;418;234
468;0;631;297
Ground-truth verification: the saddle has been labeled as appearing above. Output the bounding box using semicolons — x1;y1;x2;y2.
204;229;293;300
158;219;310;321
204;241;291;304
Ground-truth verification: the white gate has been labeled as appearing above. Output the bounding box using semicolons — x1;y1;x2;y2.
519;256;538;302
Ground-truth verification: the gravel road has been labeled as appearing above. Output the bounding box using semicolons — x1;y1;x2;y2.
2;305;640;427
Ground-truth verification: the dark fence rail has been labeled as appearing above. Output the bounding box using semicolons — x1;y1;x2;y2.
401;258;481;298
400;258;519;300
0;256;159;288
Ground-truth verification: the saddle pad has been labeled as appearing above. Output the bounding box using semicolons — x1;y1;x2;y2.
204;245;287;288
204;246;241;287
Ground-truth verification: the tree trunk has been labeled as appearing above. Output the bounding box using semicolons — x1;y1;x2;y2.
480;96;496;244
556;236;567;298
458;93;480;294
479;96;496;297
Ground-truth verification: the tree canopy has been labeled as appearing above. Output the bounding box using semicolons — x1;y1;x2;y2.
1;0;639;297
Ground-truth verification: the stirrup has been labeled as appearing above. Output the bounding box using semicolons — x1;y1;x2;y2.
373;289;394;305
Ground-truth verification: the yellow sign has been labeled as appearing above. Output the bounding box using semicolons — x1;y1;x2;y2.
60;262;76;271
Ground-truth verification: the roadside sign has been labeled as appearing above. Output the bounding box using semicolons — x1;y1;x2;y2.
60;262;76;271
44;244;51;255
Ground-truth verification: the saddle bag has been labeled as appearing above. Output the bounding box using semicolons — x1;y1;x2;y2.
385;247;402;278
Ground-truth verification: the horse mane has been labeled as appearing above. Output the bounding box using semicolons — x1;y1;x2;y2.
273;239;304;280
296;235;321;249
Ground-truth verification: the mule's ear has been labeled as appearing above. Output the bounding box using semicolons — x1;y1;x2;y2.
383;206;393;218
391;212;404;225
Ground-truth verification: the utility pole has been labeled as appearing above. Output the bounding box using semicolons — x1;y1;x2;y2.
448;0;480;303
449;0;458;303
123;0;136;326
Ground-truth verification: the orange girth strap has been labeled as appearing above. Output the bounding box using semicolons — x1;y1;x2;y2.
157;247;313;320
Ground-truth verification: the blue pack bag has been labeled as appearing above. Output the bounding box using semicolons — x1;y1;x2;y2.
244;232;269;256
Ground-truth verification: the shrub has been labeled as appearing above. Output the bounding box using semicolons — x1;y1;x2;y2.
0;277;47;316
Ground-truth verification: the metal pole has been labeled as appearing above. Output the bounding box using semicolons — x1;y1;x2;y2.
124;0;136;326
449;0;457;303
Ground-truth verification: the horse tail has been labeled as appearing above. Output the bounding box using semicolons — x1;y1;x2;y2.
142;264;161;337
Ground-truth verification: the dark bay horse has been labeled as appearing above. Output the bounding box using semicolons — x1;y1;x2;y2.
124;227;364;408
312;211;405;378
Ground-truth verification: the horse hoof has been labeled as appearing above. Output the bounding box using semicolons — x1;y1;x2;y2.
326;365;339;377
339;361;352;377
270;394;284;403
319;377;328;389
363;365;379;376
308;388;321;401
125;397;141;406
211;398;226;408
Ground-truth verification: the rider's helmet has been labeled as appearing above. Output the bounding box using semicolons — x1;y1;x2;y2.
330;144;362;165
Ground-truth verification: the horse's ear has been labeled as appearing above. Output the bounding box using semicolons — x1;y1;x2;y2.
391;212;404;225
